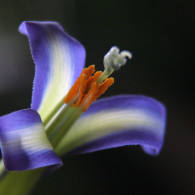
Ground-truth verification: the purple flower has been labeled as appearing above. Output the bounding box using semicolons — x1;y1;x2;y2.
0;21;166;172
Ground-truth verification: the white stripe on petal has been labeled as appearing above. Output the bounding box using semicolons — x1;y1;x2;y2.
19;21;85;123
57;108;165;155
38;32;76;121
0;109;62;170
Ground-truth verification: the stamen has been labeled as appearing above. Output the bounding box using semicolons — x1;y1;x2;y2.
86;71;102;90
64;65;95;104
64;65;114;112
81;77;114;111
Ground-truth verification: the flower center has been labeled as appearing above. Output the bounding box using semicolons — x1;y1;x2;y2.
64;46;132;112
46;46;132;147
64;65;114;111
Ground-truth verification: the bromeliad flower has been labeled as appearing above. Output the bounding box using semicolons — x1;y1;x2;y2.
0;21;166;193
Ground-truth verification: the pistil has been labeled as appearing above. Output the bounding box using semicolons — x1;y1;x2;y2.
97;46;132;83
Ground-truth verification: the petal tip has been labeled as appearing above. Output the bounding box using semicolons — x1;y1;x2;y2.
0;109;62;171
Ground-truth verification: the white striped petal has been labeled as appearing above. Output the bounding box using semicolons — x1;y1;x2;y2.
56;95;166;156
19;21;86;122
0;109;62;171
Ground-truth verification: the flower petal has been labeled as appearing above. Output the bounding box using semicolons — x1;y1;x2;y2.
56;95;166;156
19;21;86;122
0;109;62;171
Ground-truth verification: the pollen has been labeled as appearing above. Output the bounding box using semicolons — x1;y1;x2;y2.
64;65;114;111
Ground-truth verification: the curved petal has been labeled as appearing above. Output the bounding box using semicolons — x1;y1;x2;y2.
19;21;86;122
0;109;62;171
56;95;166;156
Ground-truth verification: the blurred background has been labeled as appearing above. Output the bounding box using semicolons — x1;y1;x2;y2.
0;0;194;194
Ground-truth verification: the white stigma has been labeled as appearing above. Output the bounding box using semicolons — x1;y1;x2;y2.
96;46;132;84
103;46;132;72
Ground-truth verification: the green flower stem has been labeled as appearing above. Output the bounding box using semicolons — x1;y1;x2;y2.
42;97;65;126
51;107;83;148
46;102;72;137
0;160;7;180
0;162;44;195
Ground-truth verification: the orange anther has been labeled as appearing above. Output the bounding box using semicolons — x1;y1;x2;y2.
64;65;114;111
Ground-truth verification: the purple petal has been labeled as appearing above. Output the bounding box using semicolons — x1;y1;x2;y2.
19;21;86;122
56;95;166;156
0;109;62;171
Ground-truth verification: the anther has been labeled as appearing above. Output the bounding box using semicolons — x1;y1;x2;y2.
64;65;114;112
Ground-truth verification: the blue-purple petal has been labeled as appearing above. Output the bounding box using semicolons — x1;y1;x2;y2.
56;95;166;156
19;21;86;122
0;109;62;171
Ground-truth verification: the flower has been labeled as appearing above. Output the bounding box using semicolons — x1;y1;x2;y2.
0;21;166;173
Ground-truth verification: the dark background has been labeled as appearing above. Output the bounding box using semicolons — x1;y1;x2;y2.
0;0;194;194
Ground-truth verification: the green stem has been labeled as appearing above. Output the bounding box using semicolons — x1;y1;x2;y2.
51;107;82;148
42;98;64;126
96;69;114;84
0;159;45;195
46;98;77;138
46;104;70;137
0;160;7;180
